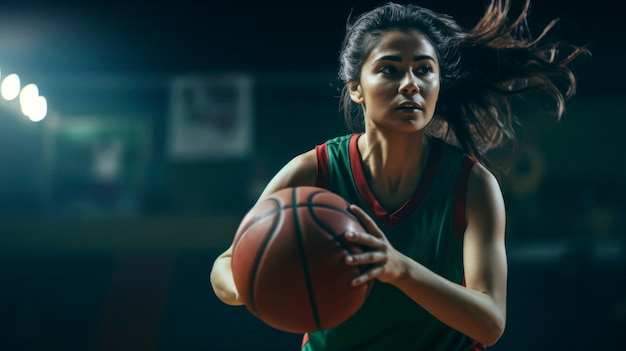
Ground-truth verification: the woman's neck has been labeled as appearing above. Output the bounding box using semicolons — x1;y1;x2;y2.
358;131;430;208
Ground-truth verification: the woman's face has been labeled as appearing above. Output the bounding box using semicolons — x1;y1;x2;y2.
350;29;440;133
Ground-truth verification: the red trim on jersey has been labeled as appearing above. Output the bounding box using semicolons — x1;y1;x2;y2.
315;142;330;189
350;134;443;226
453;155;478;240
471;339;487;351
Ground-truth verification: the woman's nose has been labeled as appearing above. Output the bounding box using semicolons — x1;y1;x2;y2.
399;72;419;95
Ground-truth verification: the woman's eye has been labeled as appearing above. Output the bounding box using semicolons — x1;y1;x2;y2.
379;66;397;74
416;65;433;75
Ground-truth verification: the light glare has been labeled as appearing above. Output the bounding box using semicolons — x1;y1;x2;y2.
1;73;21;101
28;96;47;122
20;84;40;118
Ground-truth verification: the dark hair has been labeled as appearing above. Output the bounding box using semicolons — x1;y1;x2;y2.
338;0;589;167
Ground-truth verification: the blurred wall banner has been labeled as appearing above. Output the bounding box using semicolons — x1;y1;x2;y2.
42;115;152;218
166;74;253;161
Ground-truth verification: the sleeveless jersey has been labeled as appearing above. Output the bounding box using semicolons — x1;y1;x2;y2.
301;133;483;351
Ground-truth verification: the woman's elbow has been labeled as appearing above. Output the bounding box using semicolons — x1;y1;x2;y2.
479;316;506;347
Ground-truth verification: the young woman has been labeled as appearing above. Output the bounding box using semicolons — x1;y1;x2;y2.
211;1;588;349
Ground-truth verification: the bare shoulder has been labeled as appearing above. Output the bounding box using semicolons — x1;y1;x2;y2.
468;163;501;196
259;149;317;199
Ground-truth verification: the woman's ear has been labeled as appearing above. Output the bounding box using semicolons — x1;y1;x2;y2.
349;82;364;104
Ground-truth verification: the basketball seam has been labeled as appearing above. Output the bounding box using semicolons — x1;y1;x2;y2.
306;205;358;254
307;192;368;274
292;188;323;331
245;198;282;317
233;200;281;247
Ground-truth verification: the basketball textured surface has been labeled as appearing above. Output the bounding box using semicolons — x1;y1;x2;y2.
231;186;373;333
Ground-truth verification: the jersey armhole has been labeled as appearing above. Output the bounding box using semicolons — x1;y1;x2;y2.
315;143;329;189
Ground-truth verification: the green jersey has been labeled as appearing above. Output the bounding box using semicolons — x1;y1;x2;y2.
302;134;484;351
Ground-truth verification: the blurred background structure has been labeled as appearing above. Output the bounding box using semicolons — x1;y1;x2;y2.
0;0;624;350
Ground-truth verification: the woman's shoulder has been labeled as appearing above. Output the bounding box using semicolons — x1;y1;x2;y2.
467;161;502;208
258;149;317;199
323;133;359;147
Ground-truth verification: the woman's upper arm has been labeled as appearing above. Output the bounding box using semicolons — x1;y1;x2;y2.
258;148;318;199
463;163;508;316
210;148;317;303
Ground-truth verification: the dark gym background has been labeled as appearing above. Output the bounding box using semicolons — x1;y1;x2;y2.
0;0;624;350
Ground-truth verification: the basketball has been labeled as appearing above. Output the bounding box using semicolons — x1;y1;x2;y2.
231;186;373;333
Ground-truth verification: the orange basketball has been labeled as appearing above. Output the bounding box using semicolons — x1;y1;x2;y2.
231;186;373;333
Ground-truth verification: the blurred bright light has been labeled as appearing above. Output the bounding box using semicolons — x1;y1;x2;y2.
19;83;41;119
28;95;47;122
2;75;49;122
1;73;21;100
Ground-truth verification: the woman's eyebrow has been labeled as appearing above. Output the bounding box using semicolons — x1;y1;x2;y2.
373;54;436;63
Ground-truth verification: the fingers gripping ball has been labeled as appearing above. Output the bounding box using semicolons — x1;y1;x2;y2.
231;186;373;333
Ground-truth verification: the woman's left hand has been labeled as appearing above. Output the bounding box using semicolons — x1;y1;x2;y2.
344;204;408;286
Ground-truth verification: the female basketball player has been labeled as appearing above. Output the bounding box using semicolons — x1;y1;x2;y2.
211;1;588;349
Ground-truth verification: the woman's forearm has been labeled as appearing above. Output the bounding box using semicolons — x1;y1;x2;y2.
393;257;505;346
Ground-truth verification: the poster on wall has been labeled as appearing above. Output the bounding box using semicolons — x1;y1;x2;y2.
167;74;253;161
